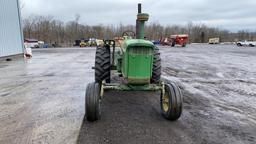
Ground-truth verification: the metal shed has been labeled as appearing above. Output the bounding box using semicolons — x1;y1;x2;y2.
0;0;24;58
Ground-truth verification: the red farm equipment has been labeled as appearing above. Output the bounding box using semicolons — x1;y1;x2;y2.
160;34;189;47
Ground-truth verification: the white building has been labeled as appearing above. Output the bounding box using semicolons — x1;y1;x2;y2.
0;0;24;58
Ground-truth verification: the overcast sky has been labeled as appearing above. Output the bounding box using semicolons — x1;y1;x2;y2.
21;0;256;32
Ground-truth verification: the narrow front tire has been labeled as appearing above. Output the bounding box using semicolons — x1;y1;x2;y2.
160;83;183;120
85;82;101;121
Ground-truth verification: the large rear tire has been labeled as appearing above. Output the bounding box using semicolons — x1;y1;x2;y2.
85;82;101;121
95;46;111;83
151;46;161;83
160;83;183;121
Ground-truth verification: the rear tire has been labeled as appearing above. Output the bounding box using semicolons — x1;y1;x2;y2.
160;83;183;121
85;82;101;121
151;46;161;83
249;44;255;47
95;46;111;83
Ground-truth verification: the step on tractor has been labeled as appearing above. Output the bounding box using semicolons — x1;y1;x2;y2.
85;3;183;122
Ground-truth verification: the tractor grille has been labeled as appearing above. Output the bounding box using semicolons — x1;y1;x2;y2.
129;47;153;55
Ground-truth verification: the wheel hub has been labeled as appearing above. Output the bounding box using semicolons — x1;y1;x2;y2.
162;93;169;112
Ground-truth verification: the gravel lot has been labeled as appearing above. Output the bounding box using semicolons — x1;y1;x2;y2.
0;44;255;144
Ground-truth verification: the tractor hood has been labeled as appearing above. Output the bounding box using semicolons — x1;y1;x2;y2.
122;39;154;50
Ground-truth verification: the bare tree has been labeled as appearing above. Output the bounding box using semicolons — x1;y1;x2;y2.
22;14;256;47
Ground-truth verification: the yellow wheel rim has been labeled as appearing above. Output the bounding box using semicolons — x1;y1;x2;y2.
162;93;169;112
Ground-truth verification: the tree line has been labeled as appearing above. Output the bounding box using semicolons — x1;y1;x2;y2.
22;15;256;46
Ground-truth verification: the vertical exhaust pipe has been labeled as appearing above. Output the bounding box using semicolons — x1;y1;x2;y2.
136;3;141;39
136;3;149;39
138;3;141;13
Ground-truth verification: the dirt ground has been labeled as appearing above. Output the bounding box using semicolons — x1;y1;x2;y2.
0;44;255;144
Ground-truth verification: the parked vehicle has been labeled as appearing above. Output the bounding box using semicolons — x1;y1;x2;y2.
96;39;104;46
160;35;188;47
151;40;160;45
74;40;81;46
236;40;256;47
88;38;97;46
85;4;183;122
160;37;172;46
79;40;89;47
24;38;39;48
209;38;220;44
43;44;49;48
75;38;98;47
38;41;45;48
170;34;189;47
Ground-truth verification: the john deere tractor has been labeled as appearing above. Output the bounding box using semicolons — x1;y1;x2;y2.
85;4;183;121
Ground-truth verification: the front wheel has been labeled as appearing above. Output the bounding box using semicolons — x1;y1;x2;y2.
160;83;183;120
237;43;242;46
249;44;255;47
85;82;101;121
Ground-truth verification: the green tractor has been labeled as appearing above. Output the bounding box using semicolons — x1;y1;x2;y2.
85;3;183;121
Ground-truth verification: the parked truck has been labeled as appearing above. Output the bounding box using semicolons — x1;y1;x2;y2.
236;40;256;47
160;34;188;47
208;38;220;44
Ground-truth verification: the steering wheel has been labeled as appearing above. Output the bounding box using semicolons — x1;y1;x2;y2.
122;31;136;38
